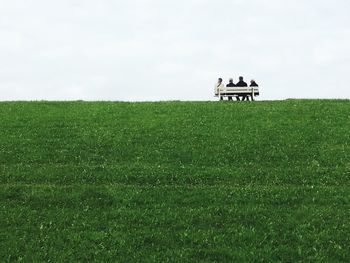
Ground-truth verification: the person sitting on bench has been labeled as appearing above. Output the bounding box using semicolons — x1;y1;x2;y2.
226;78;236;101
236;76;249;101
215;78;225;100
250;80;259;87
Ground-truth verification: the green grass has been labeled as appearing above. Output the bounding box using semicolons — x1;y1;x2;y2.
1;100;350;262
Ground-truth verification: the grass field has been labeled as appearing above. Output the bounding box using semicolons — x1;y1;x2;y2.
1;100;350;262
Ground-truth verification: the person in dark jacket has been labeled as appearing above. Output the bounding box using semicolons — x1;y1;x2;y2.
236;76;249;101
250;80;259;87
249;80;259;101
226;78;236;101
236;76;248;87
226;78;235;87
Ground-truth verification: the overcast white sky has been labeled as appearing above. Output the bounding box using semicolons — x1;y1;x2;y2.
1;0;350;101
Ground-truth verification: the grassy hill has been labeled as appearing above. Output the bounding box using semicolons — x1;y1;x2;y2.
1;100;350;262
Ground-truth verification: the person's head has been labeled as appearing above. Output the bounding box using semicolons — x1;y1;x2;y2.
229;78;233;83
218;78;223;83
239;76;244;81
250;79;256;84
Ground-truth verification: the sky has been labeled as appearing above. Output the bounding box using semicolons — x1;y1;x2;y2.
1;0;350;101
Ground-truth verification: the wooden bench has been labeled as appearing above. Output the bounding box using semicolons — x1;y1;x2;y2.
215;87;260;101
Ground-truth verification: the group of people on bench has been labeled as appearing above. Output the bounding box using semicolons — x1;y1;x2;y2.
215;76;259;101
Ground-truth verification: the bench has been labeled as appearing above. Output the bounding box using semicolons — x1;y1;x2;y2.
215;87;260;101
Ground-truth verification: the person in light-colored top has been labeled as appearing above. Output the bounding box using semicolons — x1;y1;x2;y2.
215;78;225;100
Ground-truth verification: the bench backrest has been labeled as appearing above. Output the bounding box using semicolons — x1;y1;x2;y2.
219;87;259;94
